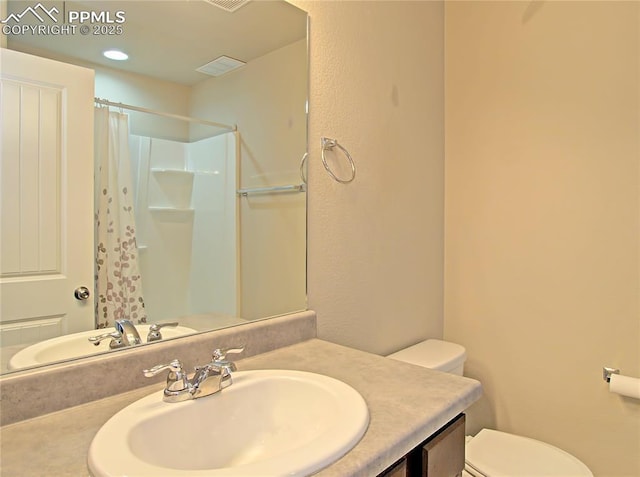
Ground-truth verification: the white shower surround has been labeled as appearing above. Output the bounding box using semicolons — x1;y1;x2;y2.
129;132;238;325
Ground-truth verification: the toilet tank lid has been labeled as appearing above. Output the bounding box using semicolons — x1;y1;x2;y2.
387;339;466;372
466;429;593;477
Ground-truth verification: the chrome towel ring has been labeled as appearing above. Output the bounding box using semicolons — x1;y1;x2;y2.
321;137;356;184
299;152;308;184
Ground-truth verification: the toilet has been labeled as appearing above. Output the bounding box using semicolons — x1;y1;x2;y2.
387;340;593;477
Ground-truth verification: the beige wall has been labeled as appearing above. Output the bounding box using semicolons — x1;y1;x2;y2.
95;66;191;141
3;42;192;140
290;0;446;355
190;40;307;319
294;0;638;474
444;2;639;476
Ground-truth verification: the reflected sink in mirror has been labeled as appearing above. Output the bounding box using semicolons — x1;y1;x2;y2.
88;370;369;477
7;325;196;371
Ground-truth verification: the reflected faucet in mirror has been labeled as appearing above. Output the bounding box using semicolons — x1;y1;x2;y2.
7;322;198;371
114;319;143;347
0;0;309;375
87;331;126;350
88;320;179;350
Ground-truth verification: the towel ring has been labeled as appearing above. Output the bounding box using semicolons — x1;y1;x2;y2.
321;137;356;184
299;152;308;184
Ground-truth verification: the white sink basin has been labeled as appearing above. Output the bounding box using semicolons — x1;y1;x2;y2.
88;369;369;477
7;324;196;370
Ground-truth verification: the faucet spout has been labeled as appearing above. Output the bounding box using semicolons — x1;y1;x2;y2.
115;319;142;346
190;364;225;399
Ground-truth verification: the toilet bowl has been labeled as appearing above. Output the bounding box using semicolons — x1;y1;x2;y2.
387;340;593;477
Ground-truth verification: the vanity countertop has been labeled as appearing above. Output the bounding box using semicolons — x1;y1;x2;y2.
0;339;482;477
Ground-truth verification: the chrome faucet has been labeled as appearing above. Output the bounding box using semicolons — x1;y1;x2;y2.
143;347;245;403
114;318;142;346
88;320;178;348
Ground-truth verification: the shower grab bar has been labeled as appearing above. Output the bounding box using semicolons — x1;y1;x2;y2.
237;184;306;197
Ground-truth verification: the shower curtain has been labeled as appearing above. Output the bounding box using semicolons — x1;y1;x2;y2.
94;106;147;328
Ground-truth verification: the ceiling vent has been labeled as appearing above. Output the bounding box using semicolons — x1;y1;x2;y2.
203;0;250;13
196;56;246;77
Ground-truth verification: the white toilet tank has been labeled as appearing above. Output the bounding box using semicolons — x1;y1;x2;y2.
387;339;466;375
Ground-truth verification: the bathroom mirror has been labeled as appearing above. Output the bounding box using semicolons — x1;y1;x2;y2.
0;0;308;374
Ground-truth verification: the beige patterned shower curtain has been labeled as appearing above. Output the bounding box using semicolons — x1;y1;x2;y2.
94;106;147;328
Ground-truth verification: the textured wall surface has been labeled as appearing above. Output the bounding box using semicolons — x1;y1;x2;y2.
444;2;640;475
293;0;446;355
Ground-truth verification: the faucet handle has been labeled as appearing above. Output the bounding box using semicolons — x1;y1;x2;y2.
146;321;179;342
143;359;190;393
211;346;245;373
209;346;244;391
212;346;245;361
88;331;124;349
143;359;184;377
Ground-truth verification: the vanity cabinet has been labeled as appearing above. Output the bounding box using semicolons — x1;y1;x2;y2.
378;414;465;477
381;459;409;477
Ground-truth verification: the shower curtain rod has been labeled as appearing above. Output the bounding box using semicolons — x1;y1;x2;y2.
94;98;237;132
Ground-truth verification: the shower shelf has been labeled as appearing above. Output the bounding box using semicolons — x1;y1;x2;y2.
149;206;193;212
148;206;194;222
150;168;194;178
148;169;194;211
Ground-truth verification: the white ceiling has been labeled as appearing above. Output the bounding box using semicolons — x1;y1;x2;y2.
6;0;307;85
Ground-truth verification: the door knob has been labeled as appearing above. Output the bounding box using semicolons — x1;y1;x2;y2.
74;286;91;300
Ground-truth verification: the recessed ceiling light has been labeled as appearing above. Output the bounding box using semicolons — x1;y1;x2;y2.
103;50;128;61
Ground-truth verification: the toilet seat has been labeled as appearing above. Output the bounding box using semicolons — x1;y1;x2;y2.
464;429;593;477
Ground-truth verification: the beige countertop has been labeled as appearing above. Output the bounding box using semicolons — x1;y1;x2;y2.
0;339;482;477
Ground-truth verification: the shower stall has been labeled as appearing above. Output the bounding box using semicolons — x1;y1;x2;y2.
96;99;241;331
129;132;239;327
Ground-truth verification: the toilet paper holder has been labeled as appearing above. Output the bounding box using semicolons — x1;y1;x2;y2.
603;367;620;383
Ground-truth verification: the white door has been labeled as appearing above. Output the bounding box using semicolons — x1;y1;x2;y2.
0;48;95;347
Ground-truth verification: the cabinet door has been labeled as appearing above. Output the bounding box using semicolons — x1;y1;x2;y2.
422;414;465;477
